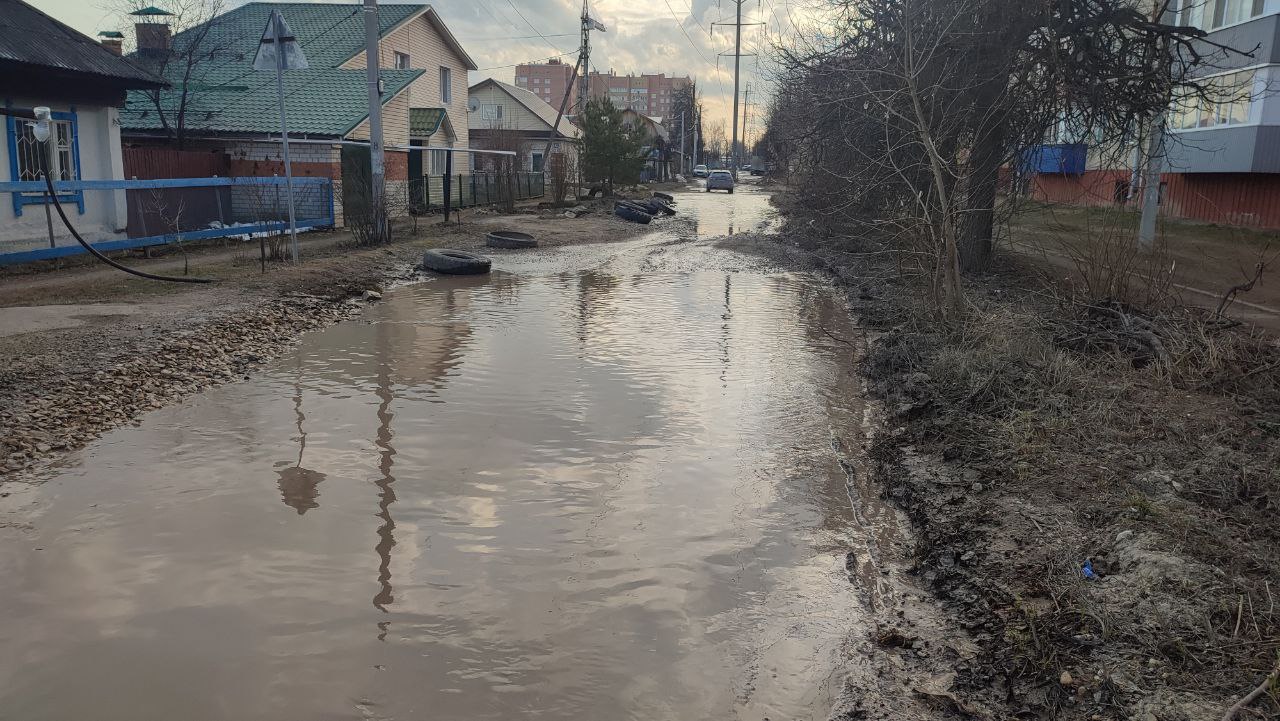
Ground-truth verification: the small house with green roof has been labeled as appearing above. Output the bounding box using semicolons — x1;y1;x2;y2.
119;2;476;222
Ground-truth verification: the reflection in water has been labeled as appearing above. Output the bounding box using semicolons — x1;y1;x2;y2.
276;358;325;514
373;322;398;613
0;189;884;721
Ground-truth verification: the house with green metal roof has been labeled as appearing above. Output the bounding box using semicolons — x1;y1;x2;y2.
118;2;477;221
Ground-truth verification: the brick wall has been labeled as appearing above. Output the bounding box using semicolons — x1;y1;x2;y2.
1030;169;1280;230
225;141;339;226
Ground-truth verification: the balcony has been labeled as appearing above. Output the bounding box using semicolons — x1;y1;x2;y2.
1022;143;1087;175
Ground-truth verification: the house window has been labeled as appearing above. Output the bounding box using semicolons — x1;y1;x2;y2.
440;66;452;103
1170;69;1255;130
14;118;76;181
6;110;82;215
394;51;411;69
480;103;502;120
430;149;449;175
531;151;544;173
1180;0;1264;29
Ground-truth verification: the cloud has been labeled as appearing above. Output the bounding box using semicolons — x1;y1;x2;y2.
31;0;787;136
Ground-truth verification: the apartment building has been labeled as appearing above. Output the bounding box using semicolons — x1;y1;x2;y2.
1029;0;1280;228
588;71;691;119
514;58;578;110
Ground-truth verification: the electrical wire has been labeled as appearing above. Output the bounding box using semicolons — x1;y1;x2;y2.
475;49;578;72
38;152;214;284
503;0;572;55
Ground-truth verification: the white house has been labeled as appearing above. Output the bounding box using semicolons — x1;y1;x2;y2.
0;0;164;257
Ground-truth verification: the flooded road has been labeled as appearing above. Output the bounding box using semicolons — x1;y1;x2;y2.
0;183;893;720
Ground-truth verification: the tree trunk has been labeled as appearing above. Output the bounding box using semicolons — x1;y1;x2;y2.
958;121;1003;272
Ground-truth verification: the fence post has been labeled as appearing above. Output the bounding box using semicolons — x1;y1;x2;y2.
443;152;453;222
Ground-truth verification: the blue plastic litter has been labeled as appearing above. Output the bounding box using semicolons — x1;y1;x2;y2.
1081;560;1097;580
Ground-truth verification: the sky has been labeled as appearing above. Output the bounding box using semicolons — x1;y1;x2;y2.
26;0;802;143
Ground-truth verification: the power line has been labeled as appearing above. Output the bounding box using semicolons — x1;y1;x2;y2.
504;0;572;55
663;0;713;67
461;34;577;42
475;49;577;72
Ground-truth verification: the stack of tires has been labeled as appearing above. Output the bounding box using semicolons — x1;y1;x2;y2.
614;194;678;224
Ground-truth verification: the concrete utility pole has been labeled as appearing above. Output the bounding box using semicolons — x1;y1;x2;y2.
741;82;751;162
693;104;699;168
730;0;742;173
1137;113;1164;248
1138;3;1171;249
679;111;686;175
363;0;388;243
544;3;604;167
713;1;760;174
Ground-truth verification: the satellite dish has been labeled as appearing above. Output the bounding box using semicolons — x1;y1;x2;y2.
467;98;480;113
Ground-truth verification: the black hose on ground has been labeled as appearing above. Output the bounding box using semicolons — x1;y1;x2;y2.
37;139;215;284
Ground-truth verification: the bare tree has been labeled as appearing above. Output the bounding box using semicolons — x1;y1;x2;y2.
547;151;578;206
766;0;1255;311
703;120;727;167
117;0;235;150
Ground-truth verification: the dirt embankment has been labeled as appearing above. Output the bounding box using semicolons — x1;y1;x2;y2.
0;195;656;480
748;208;1280;720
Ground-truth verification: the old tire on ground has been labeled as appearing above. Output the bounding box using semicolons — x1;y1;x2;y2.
485;230;538;249
653;191;675;203
617;200;657;216
614;204;652;224
650;199;676;216
422;248;492;275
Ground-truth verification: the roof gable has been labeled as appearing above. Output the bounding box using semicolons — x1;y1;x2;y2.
470;78;578;138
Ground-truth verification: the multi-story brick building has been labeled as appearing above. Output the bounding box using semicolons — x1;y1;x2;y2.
587;71;691;120
514;58;578;110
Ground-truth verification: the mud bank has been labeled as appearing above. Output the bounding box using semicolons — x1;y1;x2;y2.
0;199;653;481
728;218;1280;720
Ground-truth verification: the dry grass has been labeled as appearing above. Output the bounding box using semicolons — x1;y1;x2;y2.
784;202;1280;718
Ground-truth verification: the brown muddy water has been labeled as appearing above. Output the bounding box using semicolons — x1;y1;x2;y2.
0;184;897;720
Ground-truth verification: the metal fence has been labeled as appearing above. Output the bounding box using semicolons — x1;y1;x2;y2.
0;176;334;265
407;172;545;213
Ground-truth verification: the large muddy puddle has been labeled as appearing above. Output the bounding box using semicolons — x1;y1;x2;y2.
0;183;893;720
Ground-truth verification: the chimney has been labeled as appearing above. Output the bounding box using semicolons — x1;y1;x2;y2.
98;30;125;56
130;6;175;56
135;22;172;54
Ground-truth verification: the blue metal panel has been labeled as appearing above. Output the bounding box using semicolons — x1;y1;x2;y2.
0;217;331;265
1;176;334;266
1023;144;1087;175
0;175;331;192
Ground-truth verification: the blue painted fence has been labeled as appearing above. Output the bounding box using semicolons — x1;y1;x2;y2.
0;176;335;266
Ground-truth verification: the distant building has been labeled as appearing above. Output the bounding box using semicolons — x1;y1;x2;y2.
119;2;478;222
514;58;578;111
588;71;691;118
1027;2;1280;228
468;79;579;174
